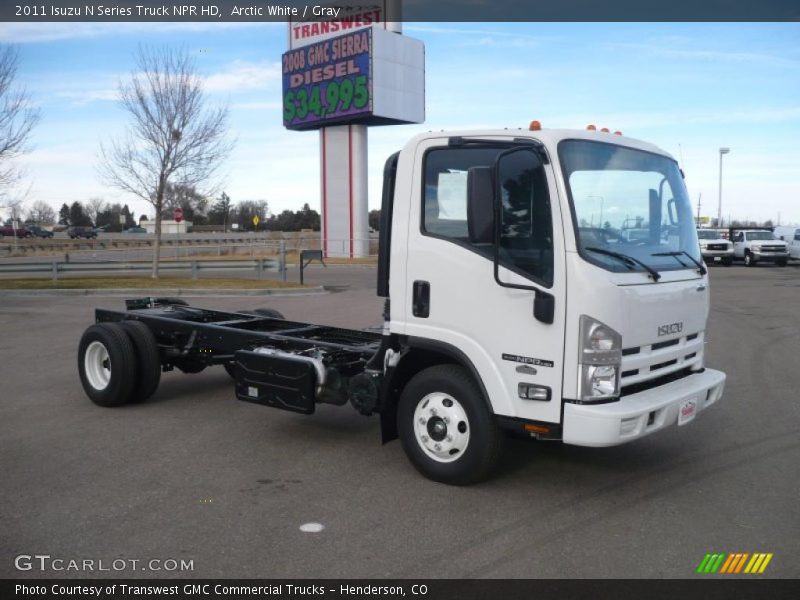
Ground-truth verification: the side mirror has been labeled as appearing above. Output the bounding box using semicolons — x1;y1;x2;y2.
467;166;494;244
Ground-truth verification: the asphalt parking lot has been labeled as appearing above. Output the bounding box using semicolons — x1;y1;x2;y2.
1;264;798;579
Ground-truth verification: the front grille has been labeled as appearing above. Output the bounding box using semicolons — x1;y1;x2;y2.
622;367;695;396
620;331;703;389
652;338;679;350
760;246;783;252
707;244;728;251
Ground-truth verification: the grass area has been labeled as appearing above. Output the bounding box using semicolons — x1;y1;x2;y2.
0;277;305;290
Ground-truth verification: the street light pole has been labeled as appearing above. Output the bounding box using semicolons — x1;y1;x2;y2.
717;147;730;227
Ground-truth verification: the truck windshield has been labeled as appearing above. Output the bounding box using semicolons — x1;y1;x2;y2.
745;232;776;241
559;140;701;274
697;230;722;240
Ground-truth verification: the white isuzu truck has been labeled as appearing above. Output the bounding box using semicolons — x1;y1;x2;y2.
78;125;726;484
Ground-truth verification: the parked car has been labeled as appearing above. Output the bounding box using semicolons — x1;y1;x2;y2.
68;226;98;239
0;224;32;238
696;229;733;266
732;230;789;266
123;226;148;234
27;225;55;239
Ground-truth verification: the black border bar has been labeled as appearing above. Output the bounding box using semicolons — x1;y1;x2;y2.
2;1;800;22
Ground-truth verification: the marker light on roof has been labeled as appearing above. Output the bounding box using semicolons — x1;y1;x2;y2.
614;131;623;136
586;124;597;131
529;120;542;131
601;127;610;133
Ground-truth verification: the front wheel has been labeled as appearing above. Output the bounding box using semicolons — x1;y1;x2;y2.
744;252;756;267
722;257;733;266
398;364;504;485
777;259;788;267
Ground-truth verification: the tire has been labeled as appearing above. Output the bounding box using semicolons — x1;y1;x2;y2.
397;364;504;485
723;257;733;267
777;260;787;267
744;252;756;267
119;320;162;402
78;323;138;407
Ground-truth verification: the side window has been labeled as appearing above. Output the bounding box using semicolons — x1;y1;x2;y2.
795;232;800;241
422;147;501;240
735;232;744;242
497;149;554;286
422;145;555;288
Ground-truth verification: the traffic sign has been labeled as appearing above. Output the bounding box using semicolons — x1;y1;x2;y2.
252;215;260;227
174;207;184;223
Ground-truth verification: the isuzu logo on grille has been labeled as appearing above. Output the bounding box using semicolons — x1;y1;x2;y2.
658;322;683;337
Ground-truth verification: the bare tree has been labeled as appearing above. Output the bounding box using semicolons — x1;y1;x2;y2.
27;199;56;224
85;196;107;225
98;46;232;277
0;46;40;190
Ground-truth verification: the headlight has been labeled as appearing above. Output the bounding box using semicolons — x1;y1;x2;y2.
578;316;622;401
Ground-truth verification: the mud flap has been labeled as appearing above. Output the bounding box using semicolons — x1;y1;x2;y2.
234;350;317;414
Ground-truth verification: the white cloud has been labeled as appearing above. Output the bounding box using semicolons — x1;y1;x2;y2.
204;61;282;93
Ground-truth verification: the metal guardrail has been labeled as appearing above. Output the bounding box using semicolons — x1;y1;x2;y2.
0;258;284;281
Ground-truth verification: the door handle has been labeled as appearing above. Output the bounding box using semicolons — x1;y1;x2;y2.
412;280;430;318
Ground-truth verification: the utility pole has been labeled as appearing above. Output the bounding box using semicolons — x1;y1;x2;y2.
696;192;702;224
717;147;730;227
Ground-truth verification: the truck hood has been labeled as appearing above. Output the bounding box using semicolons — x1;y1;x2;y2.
617;276;708;348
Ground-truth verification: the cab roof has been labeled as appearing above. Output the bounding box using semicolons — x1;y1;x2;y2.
413;128;674;161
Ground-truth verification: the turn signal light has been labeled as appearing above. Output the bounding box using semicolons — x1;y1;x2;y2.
524;423;551;434
529;120;542;131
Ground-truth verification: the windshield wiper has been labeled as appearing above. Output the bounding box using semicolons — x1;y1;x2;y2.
652;250;707;276
585;246;661;281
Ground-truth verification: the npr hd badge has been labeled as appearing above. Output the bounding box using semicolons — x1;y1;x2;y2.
502;354;554;368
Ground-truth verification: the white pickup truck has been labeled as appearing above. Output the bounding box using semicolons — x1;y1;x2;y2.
697;229;733;266
732;229;789;266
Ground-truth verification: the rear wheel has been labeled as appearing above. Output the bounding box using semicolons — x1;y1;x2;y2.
398;364;503;485
78;323;138;407
119;320;162;402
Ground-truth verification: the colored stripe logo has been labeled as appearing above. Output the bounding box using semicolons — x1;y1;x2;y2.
697;552;773;574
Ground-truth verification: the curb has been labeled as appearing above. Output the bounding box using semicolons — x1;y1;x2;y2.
0;286;327;297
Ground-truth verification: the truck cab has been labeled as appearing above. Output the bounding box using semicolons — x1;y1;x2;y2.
731;229;788;266
379;126;725;476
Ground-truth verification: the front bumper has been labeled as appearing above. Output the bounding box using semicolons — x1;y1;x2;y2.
562;368;725;447
752;251;789;262
701;249;733;261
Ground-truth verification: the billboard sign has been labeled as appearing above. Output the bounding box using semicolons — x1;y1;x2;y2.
282;26;424;130
283;29;373;129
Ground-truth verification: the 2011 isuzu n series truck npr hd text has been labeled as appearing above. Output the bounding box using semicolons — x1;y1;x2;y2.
77;125;727;484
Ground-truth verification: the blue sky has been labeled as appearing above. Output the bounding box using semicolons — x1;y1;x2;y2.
1;21;799;223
